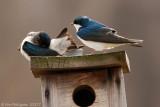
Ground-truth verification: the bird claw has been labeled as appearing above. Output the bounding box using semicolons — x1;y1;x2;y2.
86;50;95;55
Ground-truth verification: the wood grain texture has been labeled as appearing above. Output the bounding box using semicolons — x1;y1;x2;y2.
40;67;127;107
30;51;130;78
107;67;127;107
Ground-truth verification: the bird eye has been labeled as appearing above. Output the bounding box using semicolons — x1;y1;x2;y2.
74;20;78;24
112;30;116;33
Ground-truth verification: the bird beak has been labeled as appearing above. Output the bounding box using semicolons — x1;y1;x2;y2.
71;23;74;25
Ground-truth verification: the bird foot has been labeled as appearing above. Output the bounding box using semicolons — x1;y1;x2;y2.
86;50;95;55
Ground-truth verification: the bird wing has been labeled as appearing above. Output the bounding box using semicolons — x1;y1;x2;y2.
78;27;138;44
50;28;84;54
23;42;59;56
50;37;71;54
55;28;68;38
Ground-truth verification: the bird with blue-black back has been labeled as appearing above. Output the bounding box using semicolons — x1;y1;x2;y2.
19;28;84;61
72;16;143;54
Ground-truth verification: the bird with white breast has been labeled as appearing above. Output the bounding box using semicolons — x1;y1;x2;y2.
19;28;84;61
72;16;143;53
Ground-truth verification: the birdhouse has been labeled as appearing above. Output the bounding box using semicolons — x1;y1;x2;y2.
30;51;130;107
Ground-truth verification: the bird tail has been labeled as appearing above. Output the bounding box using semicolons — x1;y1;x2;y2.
127;39;144;47
49;28;84;54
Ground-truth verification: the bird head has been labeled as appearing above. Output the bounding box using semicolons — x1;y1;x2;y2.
36;32;51;48
72;16;90;31
26;31;51;48
72;16;107;32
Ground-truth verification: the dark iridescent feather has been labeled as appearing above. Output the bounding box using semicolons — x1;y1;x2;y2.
23;42;59;56
78;27;143;46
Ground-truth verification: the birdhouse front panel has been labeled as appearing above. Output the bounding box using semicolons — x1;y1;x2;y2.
40;67;127;107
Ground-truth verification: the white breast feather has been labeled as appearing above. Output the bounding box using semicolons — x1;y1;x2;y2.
74;24;82;31
20;36;34;61
49;36;71;54
77;36;124;51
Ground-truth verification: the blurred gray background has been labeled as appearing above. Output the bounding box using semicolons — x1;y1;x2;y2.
0;0;159;107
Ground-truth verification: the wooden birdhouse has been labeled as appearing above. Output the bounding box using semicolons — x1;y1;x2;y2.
30;51;130;107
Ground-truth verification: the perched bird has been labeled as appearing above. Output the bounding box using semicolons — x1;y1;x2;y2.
19;28;84;61
72;16;143;53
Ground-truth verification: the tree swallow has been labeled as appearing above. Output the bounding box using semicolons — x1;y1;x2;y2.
72;16;143;53
19;28;84;61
